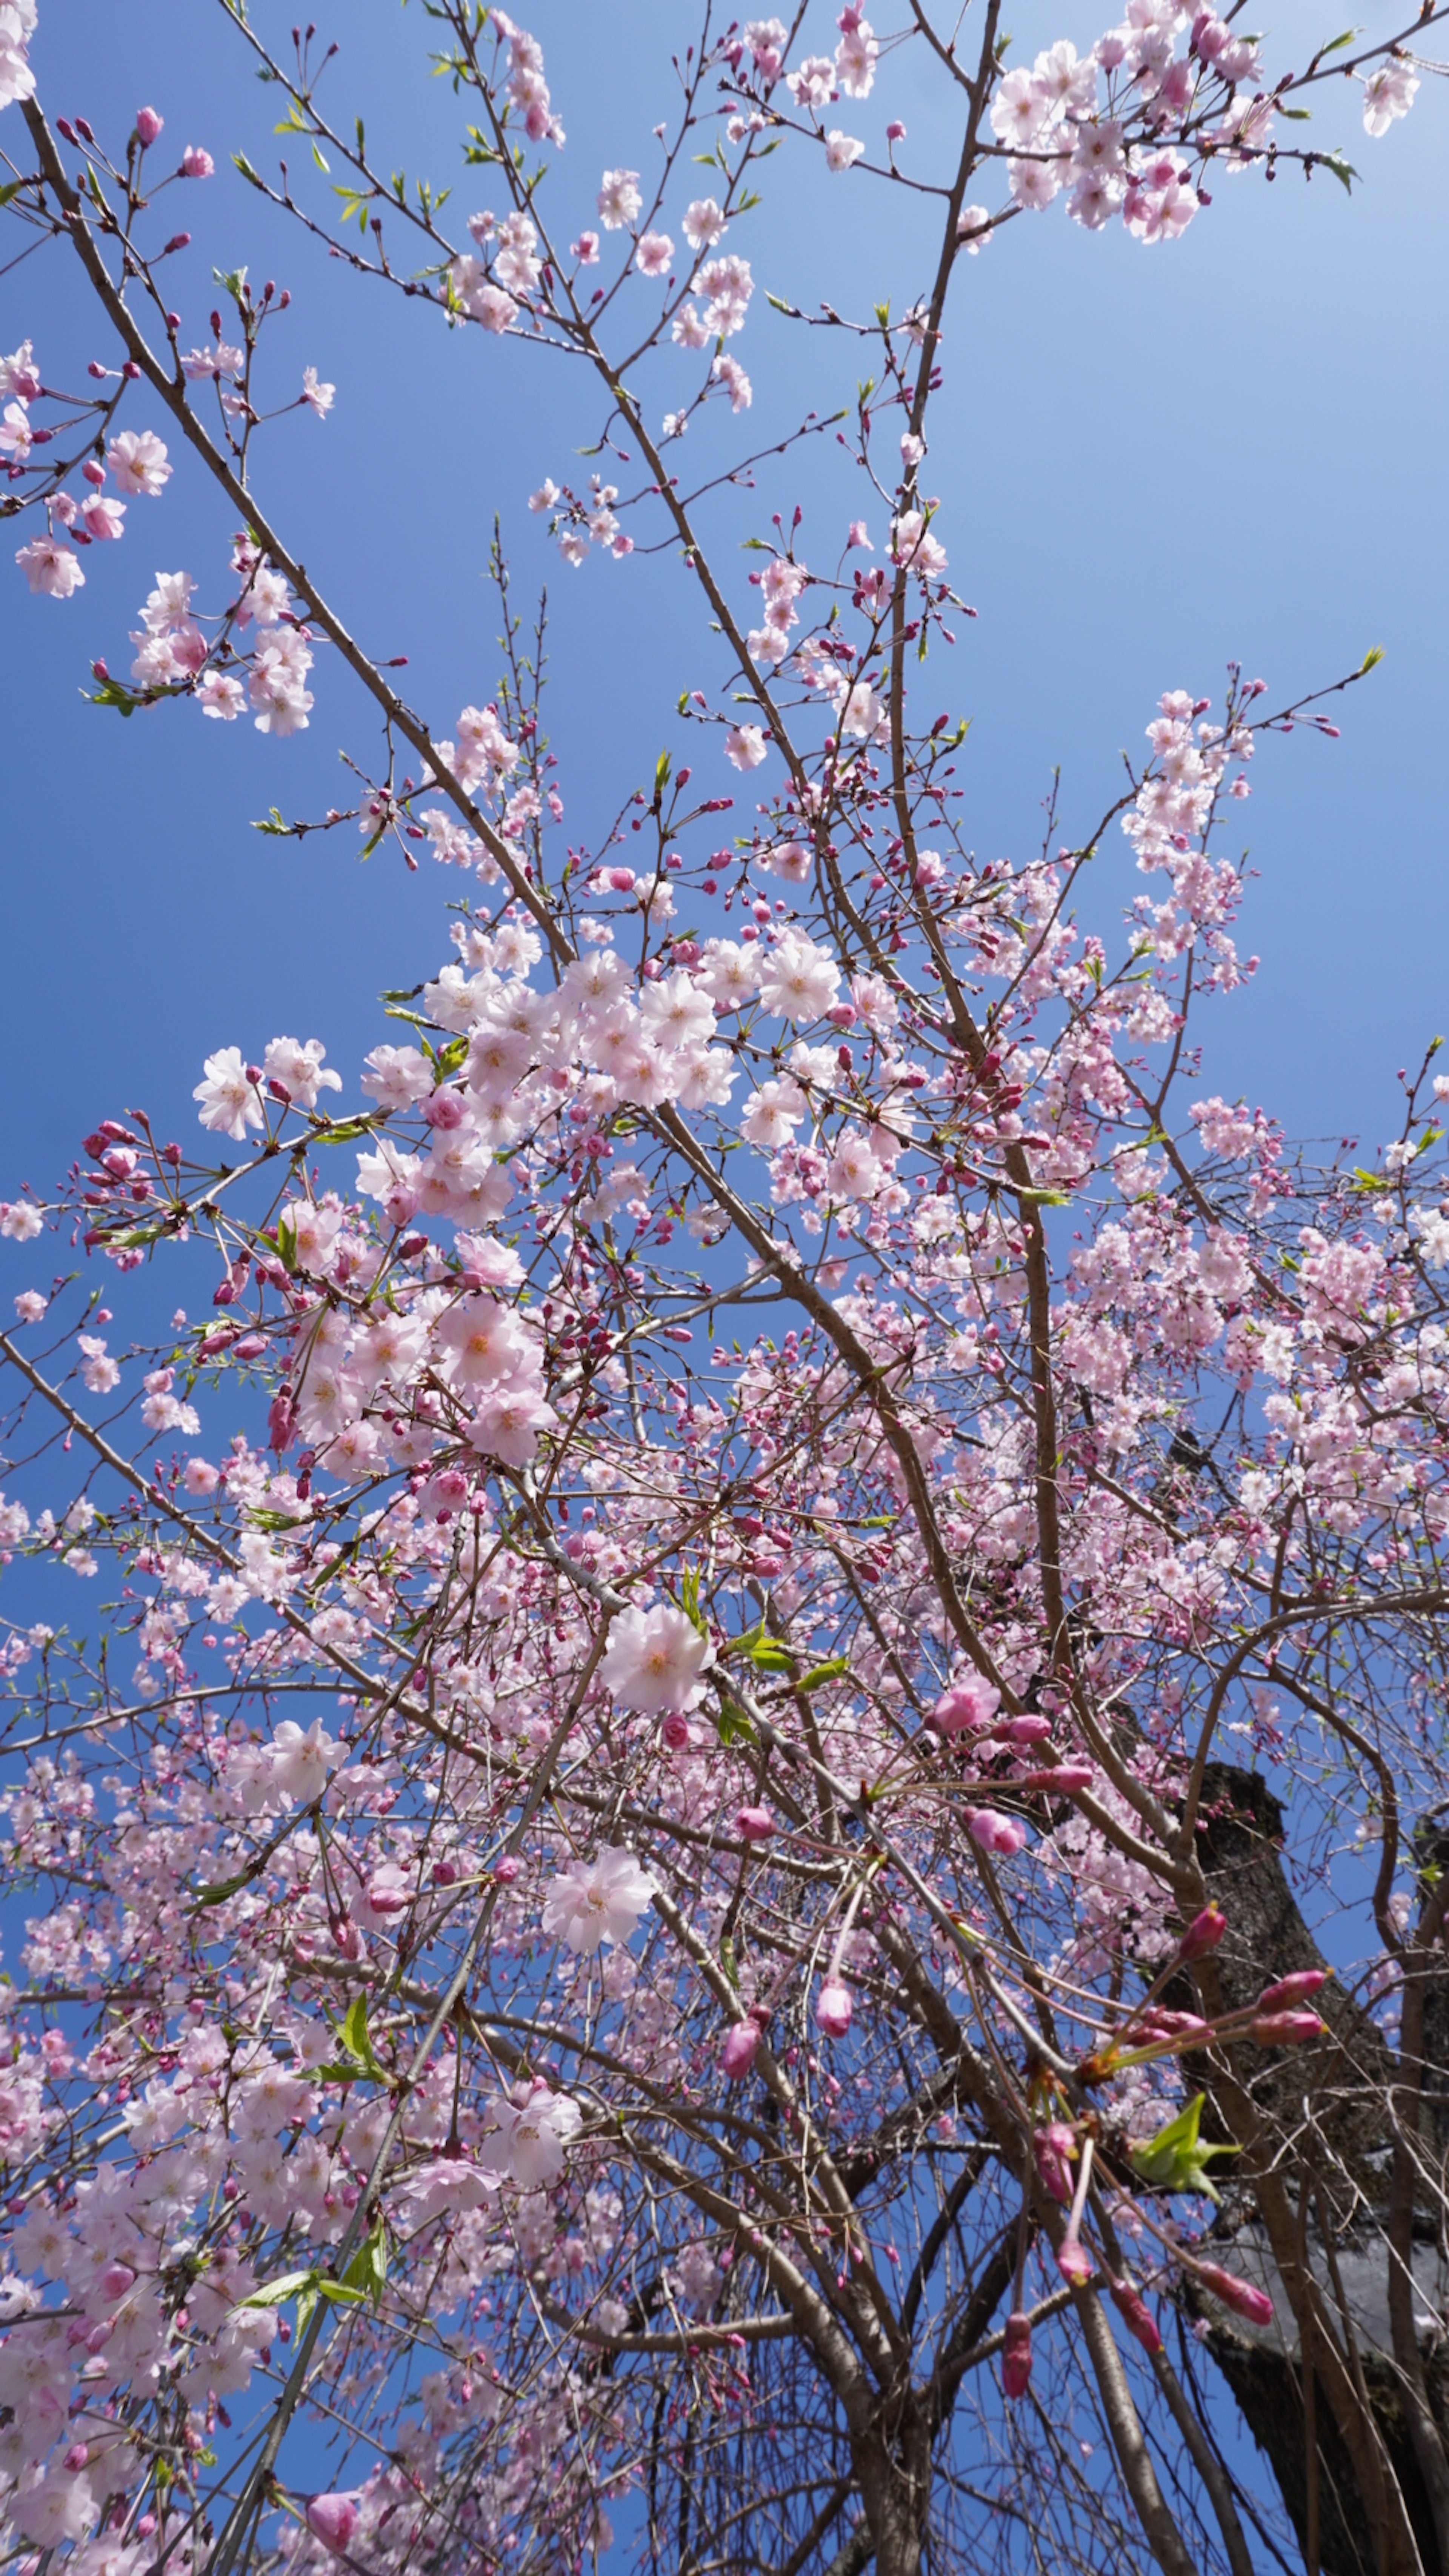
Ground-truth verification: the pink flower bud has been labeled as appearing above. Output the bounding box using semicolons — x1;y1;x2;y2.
1195;2262;1274;2328
267;1393;296;1455
99;2261;136;2297
64;2444;89;2470
134;106;165;148
966;1807;1028;1858
1256;1969;1326;2012
721;2019;762;2080
181;145;215;178
1033;2121;1076;2205
307;2494;360;2557
365;1874;410;1916
1056;2233;1094;2288
1001;2309;1032;2398
1006;1715;1051;1744
1107;2277;1163;2355
492;1856;521;1884
734;1806;776;1843
1020;1766;1094;1795
815;1980;853;2039
1177;1905;1227;1962
660;1711;691;1752
1250;2010;1326;2047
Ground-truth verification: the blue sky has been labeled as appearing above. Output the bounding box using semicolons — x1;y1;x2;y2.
2;0;1445;1243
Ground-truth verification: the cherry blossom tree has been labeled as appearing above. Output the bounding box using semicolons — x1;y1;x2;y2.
0;5;1447;2573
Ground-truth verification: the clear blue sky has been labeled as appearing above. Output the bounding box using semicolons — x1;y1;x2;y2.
2;0;1445;1218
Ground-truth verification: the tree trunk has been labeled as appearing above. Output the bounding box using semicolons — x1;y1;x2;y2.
1182;1766;1448;2576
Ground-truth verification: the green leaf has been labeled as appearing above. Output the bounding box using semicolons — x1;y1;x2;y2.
331;1995;388;2083
275;1216;298;1275
679;1565;706;1638
340;2213;388;2307
311;1116;380;1146
242;2267;319;2310
654;748;672;795
1358;643;1384;673
232;152;262;188
795;1655;849;1692
83;677;140;719
0;180;25;209
1315;27;1359;55
1129;2093;1240;2202
713;1698;758;1749
1322;150;1358;194
253;807;292;837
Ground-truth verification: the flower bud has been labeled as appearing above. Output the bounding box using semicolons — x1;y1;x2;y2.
1001;2310;1032;2398
734;1806;776;1843
965;1807;1028;1858
1033;2121;1076;2205
721;2019;762;2081
1256;1968;1326;2012
307;2495;360;2557
1020;1765;1094;1795
815;1980;853;2039
1250;2010;1326;2047
1195;2262;1274;2328
1107;2277;1163;2355
1177;1905;1227;1962
134;106;165;147
1056;2233;1093;2288
660;1711;691;1752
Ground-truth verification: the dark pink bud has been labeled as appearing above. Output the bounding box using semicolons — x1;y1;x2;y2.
1056;2233;1093;2288
1001;2309;1032;2398
365;1874;409;1916
1177;1905;1227;1962
1108;2277;1163;2354
734;1805;775;1843
306;2495;360;2557
1033;2121;1076;2205
267;1393;296;1455
1195;2262;1274;2328
134;106;165;147
1020;1765;1094;1795
1250;2010;1326;2046
1006;1715;1052;1744
721;2020;761;2080
492;1856;521;1884
1256;1968;1326;2012
99;2262;136;2297
660;1711;691;1752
